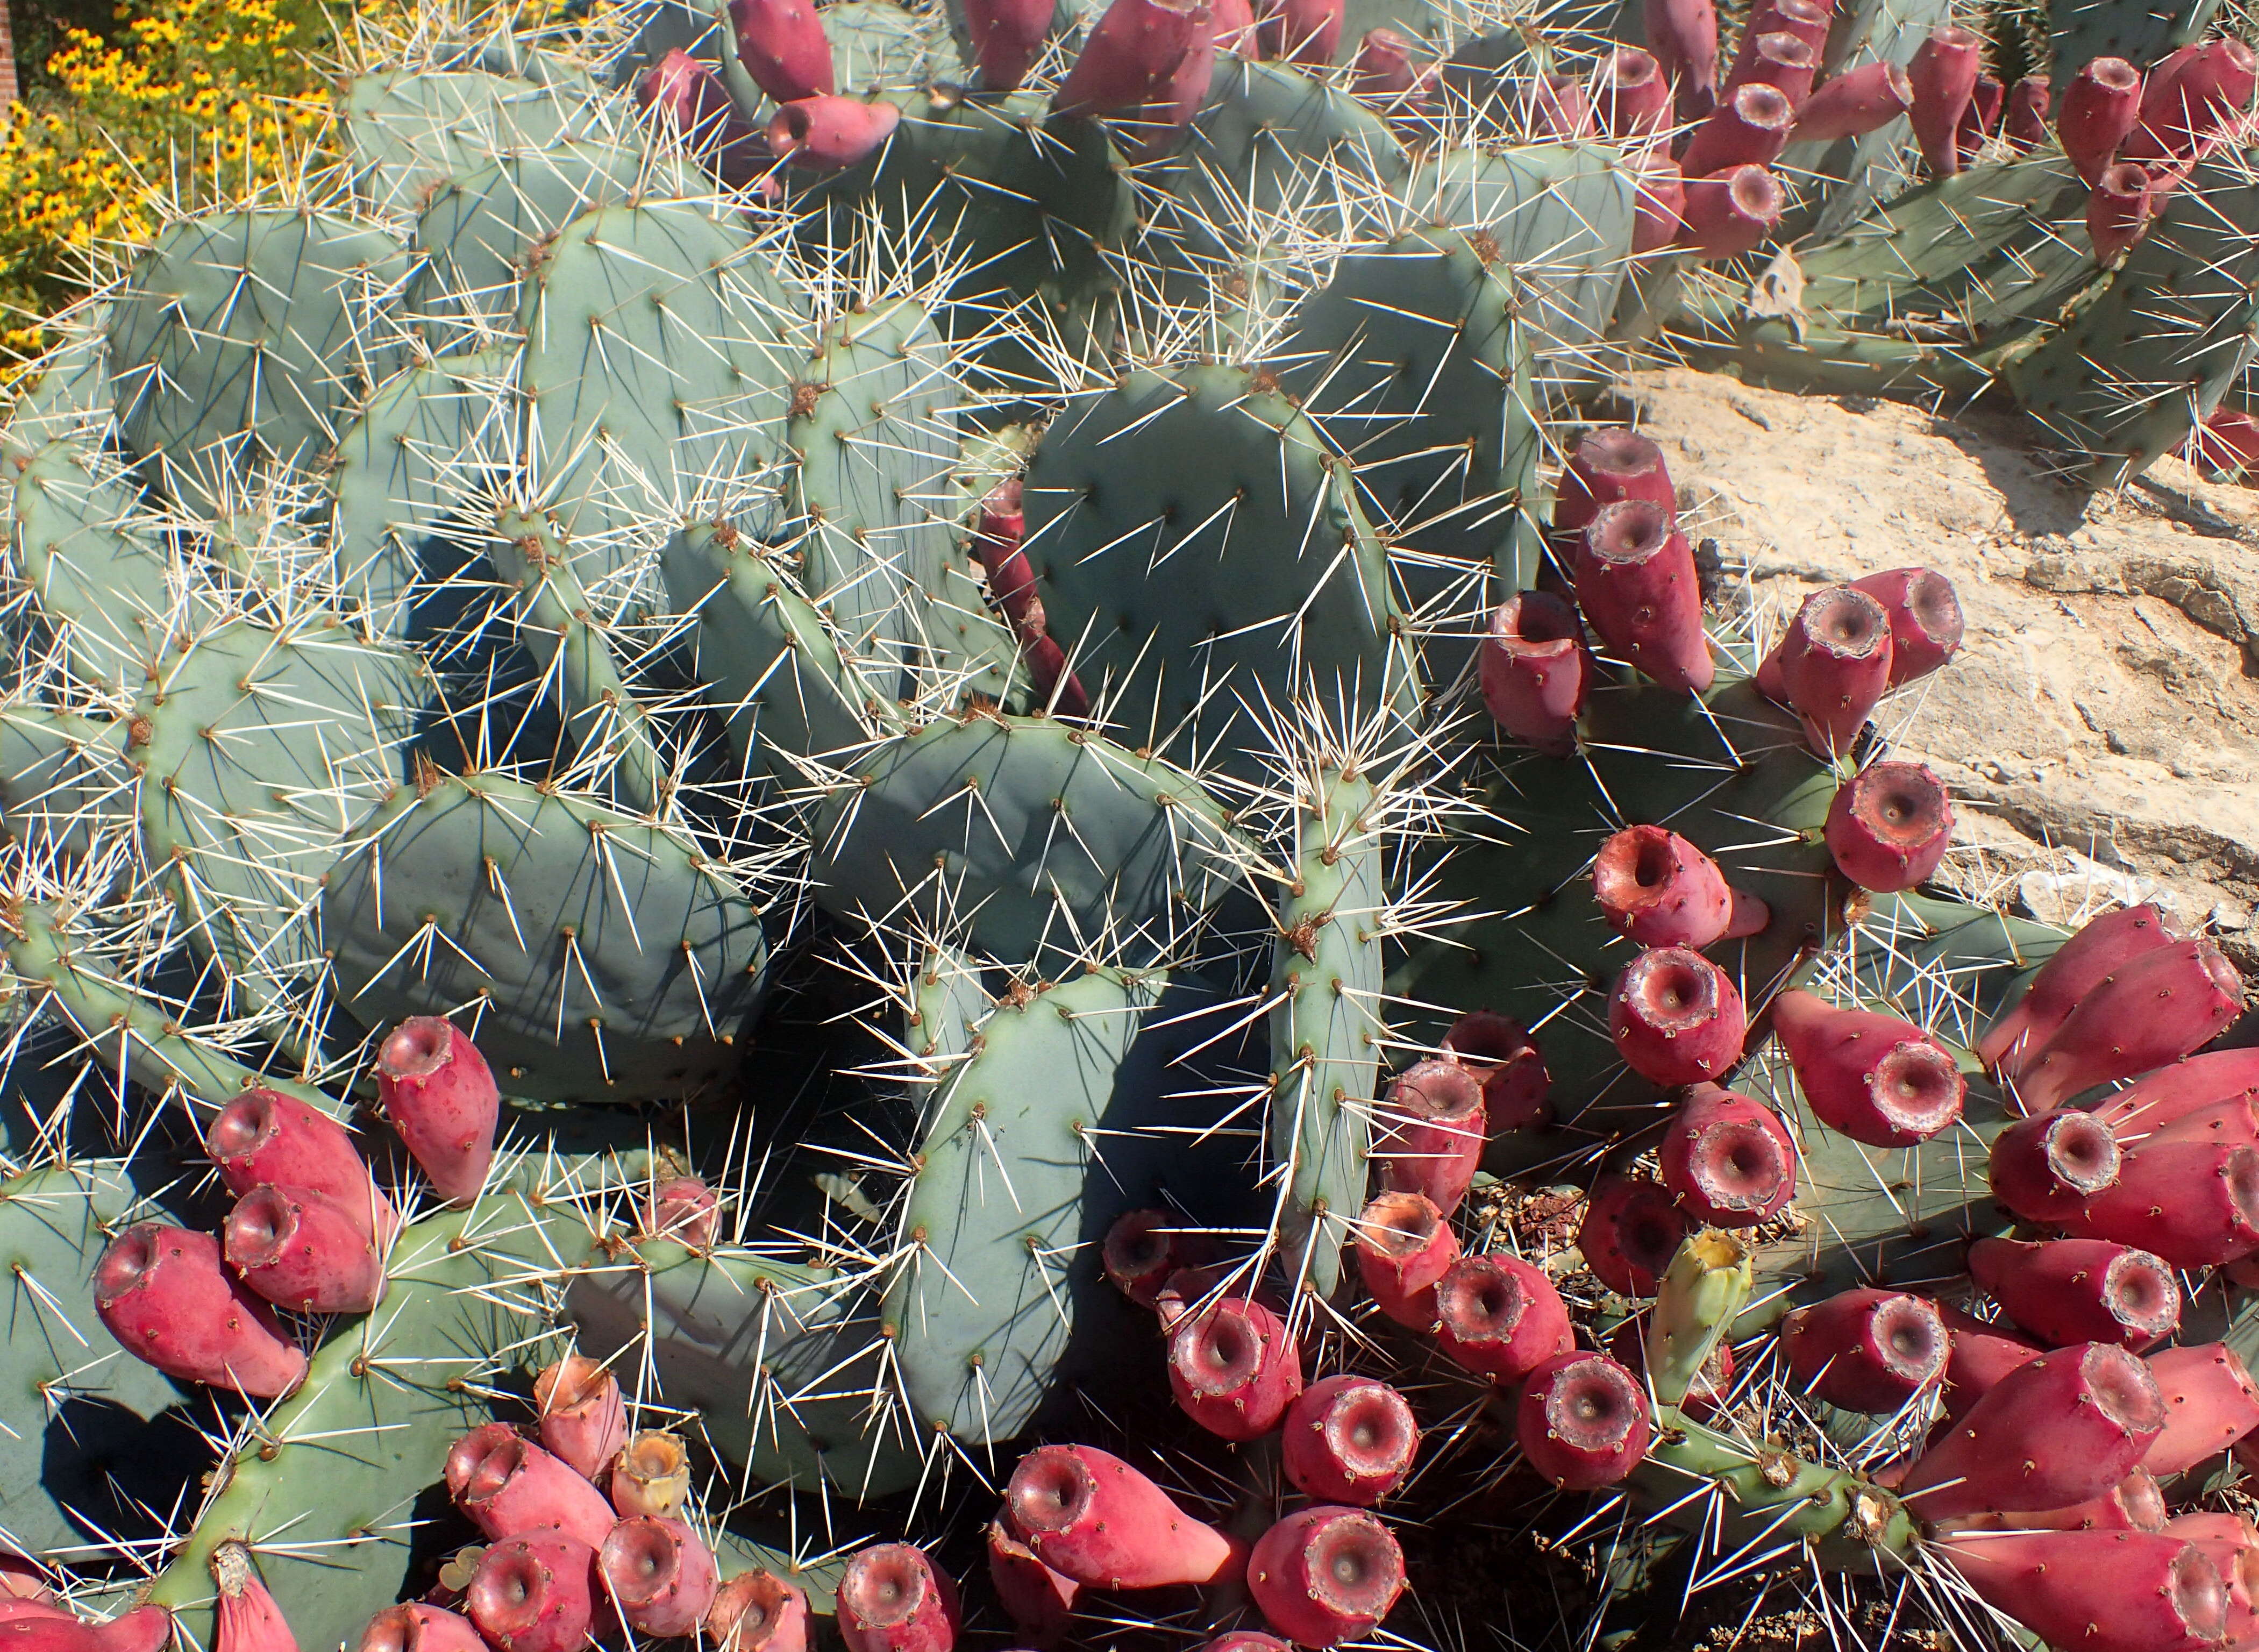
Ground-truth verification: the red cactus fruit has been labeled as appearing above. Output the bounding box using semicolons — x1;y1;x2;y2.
1970;1237;2180;1349
94;1223;307;1399
1579;1176;1695;1297
1441;1010;1552;1131
1480;591;1594;756
0;1617;174;1652
2091;1049;2259;1139
1679;81;1795;176
1374;1059;1485;1216
211;1543;295;1652
445;1425;618;1551
1900;1343;2168;1520
1824;761;1951;893
223;1186;384;1315
1906;25;1981;175
1432;1252;1573;1382
1607;946;1745;1088
466;1534;601;1652
1208;0;1256;52
1848;565;1964;685
636;51;764;187
1004;1444;1237;1589
2008;939;2244;1114
1533;73;1598;140
2123;36;2258;162
1253;0;1343;67
1592;824;1769;950
1940;1466;2169;1535
1937;1530;2225;1652
1595;47;1670;135
769;97;903;169
1516;1352;1652;1490
356;1605;487;1652
1167;1296;1303;1440
1781;1288;1949;1413
1983;902;2180;1074
1201;1639;1292;1652
2065;1138;2259;1268
2144;1344;2259;1476
707;1572;808;1652
961;0;1052;88
642;1174;719;1248
835;1546;958;1652
1786;59;1913;143
1679;164;1786;261
986;1521;1077;1649
2003;75;2049;150
1938;1304;2045;1423
1987;1108;2122;1224
1738;0;1827;55
1658;1084;1794;1226
375;1017;499;1207
1769;988;1964;1148
205;1088;396;1244
1053;0;1207;118
2089;159;2159;263
1154;1264;1222;1333
1351;28;1416;99
729;0;831;103
1353;1190;1460;1328
0;1563;55;1606
1103;1208;1200;1308
1644;0;1719;124
533;1355;628;1483
1576;500;1714;693
1955;70;2003;163
1553;428;1677;535
2060;54;2145;182
1281;1375;1419;1505
1764;585;1894;755
1727;31;1816;104
601;1517;717;1639
610;1430;693;1519
1246;1507;1404;1648
2142;1091;2259;1149
2191;407;2259;476
1631;158;1686;255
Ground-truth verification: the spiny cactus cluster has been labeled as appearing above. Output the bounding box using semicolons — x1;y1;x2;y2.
9;0;2259;1649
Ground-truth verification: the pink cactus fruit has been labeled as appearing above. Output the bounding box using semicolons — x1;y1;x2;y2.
466;1534;600;1652
1440;1010;1551;1130
961;0;1052;89
1553;427;1677;535
1786;59;1912;143
642;1174;719;1248
2007;937;2244;1114
1986;1108;2122;1224
2190;407;2259;476
1780;1287;1949;1412
1208;0;1257;54
1982;902;2180;1074
1153;1264;1222;1333
1678;164;1786;261
0;1562;55;1606
1606;946;1745;1088
1351;27;1417;100
94;1222;308;1399
1726;31;1816;105
445;1424;618;1551
707;1572;809;1652
1579;1174;1694;1297
223;1186;384;1315
2002;74;2049;149
1769;988;1964;1148
1847;565;1963;685
1103;1208;1191;1308
1281;1375;1419;1505
1246;1507;1404;1648
729;0;833;103
1937;1304;2045;1423
1907;25;1982;175
2122;36;2258;163
2090;1048;2259;1137
768;97;903;169
1899;1342;2168;1519
1737;0;1828;57
1643;0;1718;124
1679;81;1795;175
1052;0;1208;119
1253;0;1342;67
610;1429;693;1519
601;1516;718;1639
2089;159;2160;263
533;1354;629;1483
1167;1295;1303;1440
1595;46;1670;136
1433;1252;1574;1382
1940;1465;2169;1535
374;1018;500;1206
1969;1237;2180;1350
1955;70;2003;163
2144;1343;2259;1477
1631;158;1686;256
1658;1083;1795;1227
834;1546;958;1652
357;1605;488;1652
1937;1529;2225;1652
1762;585;1894;756
1824;761;1952;893
1006;1445;1237;1589
1353;1190;1460;1329
1516;1352;1652;1490
212;1544;296;1652
1591;824;1769;949
986;1521;1078;1649
1480;591;1594;756
1533;72;1598;140
636;51;765;188
2064;1137;2259;1268
1200;1639;1292;1652
0;1616;173;1652
2060;54;2145;183
1373;1059;1485;1216
205;1087;397;1244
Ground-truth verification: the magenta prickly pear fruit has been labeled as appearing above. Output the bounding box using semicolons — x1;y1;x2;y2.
375;1017;499;1207
1353;1190;1459;1328
1823;761;1951;893
92;1611;169;1652
1533;72;1598;140
1939;1304;2045;1422
2144;1092;2259;1149
1005;1444;1237;1589
1764;586;1894;756
1102;1208;1190;1308
1578;1174;1693;1297
1644;0;1718;123
636;51;764;187
212;1543;296;1652
2089;159;2158;263
2061;54;2144;182
1480;592;1593;756
2065;1138;2259;1268
2007;938;2244;1114
1350;27;1415;99
1739;0;1828;55
1553;428;1676;535
1053;0;1205;118
1606;946;1745;1088
1679;81;1795;176
835;1546;959;1652
223;1186;383;1315
1970;1237;2180;1349
1246;1508;1403;1648
1432;1252;1573;1382
533;1355;629;1483
1253;0;1342;67
1441;1011;1551;1130
445;1424;619;1551
357;1606;487;1652
729;0;832;103
1769;988;1964;1148
610;1430;693;1518
1208;0;1255;52
1167;1295;1303;1440
1987;1108;2122;1223
1848;566;1964;685
94;1222;307;1399
2144;1344;2259;1476
466;1534;600;1652
642;1174;718;1248
961;0;1051;88
707;1573;808;1652
1726;31;1815;104
1281;1376;1419;1505
1956;70;2003;163
1515;1352;1651;1490
1592;824;1769;949
1937;1530;2225;1652
1678;163;1785;261
2004;74;2049;149
1201;1639;1291;1652
1595;46;1669;134
1907;24;1981;175
768;97;903;169
1900;1342;2168;1519
2125;36;2257;162
1786;59;1914;142
601;1516;718;1639
1153;1264;1222;1332
1373;1059;1485;1216
1658;1084;1794;1226
205;1088;396;1244
1983;903;2180;1074
985;1522;1077;1649
2093;1048;2259;1136
1780;1288;1948;1413
1942;1466;2169;1535
1631;158;1686;255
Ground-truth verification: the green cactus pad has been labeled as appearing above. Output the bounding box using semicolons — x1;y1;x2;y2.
825;0;966;89
1789;0;1952;240
342;67;612;218
2049;0;2219;101
4;319;113;458
0;703;131;861
10;437;173;695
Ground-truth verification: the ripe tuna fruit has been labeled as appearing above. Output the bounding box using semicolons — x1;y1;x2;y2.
1167;1296;1303;1440
1353;1190;1460;1328
2006;938;2244;1113
1769;989;1964;1148
1907;25;1983;175
1440;1011;1551;1130
1899;1343;2168;1520
1969;1238;2179;1349
1937;1530;2226;1652
1678;81;1795;176
2089;160;2161;264
1282;1376;1419;1505
357;1605;487;1652
1578;1175;1693;1297
1574;501;1714;694
445;1424;619;1551
642;1175;719;1248
2144;1344;2259;1476
1939;1466;2168;1535
960;0;1051;88
1516;1352;1651;1490
601;1518;718;1639
205;1088;397;1244
1937;1305;2044;1423
2062;1138;2259;1268
610;1430;692;1519
1480;592;1594;757
1786;59;1914;142
466;1535;601;1652
1607;947;1746;1088
729;0;833;103
1679;164;1786;260
1985;903;2182;1074
835;1547;958;1652
2086;1048;2259;1137
1780;1288;1949;1413
1103;1208;1200;1308
706;1572;809;1652
374;1017;500;1206
2060;54;2144;183
1849;566;1964;685
1552;428;1676;534
1987;1108;2122;1224
1246;1508;1405;1648
211;1543;295;1652
1431;1253;1573;1382
986;1521;1077;1649
95;1223;308;1398
534;1355;628;1482
1759;586;1895;756
1004;1444;1236;1590
1823;761;1952;893
1052;0;1207;118
1591;825;1768;949
223;1186;384;1315
1658;1084;1795;1227
1373;1059;1485;1215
